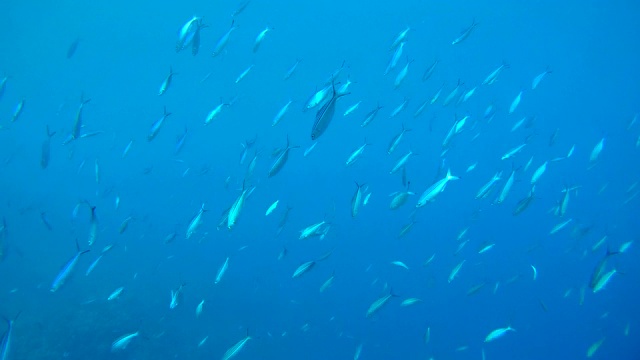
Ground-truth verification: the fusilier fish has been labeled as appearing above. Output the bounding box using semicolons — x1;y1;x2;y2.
51;240;90;292
272;100;293;126
221;333;252;360
387;124;411;154
158;66;176;95
111;331;139;352
366;290;397;317
311;81;349;140
416;169;459;207
509;90;523;114
268;137;299;177
215;257;230;284
361;103;383;127
351;182;365;217
212;20;238;57
346;140;370;166
148;107;171;141
253;26;273;53
186;203;206;240
452;19;477;45
532;67;552;90
484;326;515;342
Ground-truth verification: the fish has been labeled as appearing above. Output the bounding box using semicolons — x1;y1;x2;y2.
51;239;90;292
265;200;279;216
272;100;293;126
530;161;548;185
351;182;365;217
205;101;230;124
442;79;463;107
311;81;349;140
71;96;91;140
391;261;409;270
122;140;133;158
268;136;299;177
284;58;302;80
366;290;397;317
394;58;414;89
508;90;523;114
186;203;206;240
87;205;98;246
416;169;459;207
532;67;552;90
346;139;370;166
40;126;56;169
292;261;316;278
482;62;509;85
0;76;7;100
390;149;415;175
422;59;439;82
148;106;171;141
305;84;332;110
343;101;361;117
253;26;273;53
385;42;404;75
196;300;205;317
389;183;415;210
11;99;24;122
107;286;124;301
501;143;526;160
235;64;254;83
170;283;185;309
448;260;465;283
320;272;335;292
513;186;536;216
589;248;619;290
158;66;176;95
476;171;502;200
387;124;411;154
191;18;207;56
484;326;515;342
452;19;477;45
176;16;200;52
231;1;251;17
496;168;516;204
175;127;188;155
215;257;230;284
298;220;328;240
430;83;444;104
221;333;252;360
212;20;238;57
0;313;19;360
589;137;605;165
389;26;410;50
111;331;139;352
228;184;253;230
586;337;605;358
400;298;421;306
361;103;383;127
389;98;409;118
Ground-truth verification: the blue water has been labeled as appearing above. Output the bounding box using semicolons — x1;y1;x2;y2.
0;0;639;359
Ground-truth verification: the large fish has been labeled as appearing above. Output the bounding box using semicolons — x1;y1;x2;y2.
311;82;349;140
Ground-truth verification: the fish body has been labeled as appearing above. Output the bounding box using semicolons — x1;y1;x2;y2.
158;67;176;95
299;221;327;240
71;97;91;140
416;169;459;207
482;62;509;85
394;58;413;88
235;64;254;83
385;42;404;75
476;171;502;199
389;188;414;210
88;206;98;246
422;59;439;81
361;104;383;127
389;98;408;118
346;140;369;166
51;241;90;292
366;291;396;317
212;20;238;57
186;203;206;239
215;257;230;284
175;127;188;155
111;331;139;352
305;84;332;110
253;26;273;53
343;101;361;117
268;137;298;177
148;107;171;141
390;26;410;50
531;161;548;185
501;143;526;160
0;314;17;360
443;80;462;107
484;326;515;342
221;335;252;360
170;284;185;309
107;286;124;301
593;269;616;293
11;99;24;122
387;124;410;154
196;300;205;317
513;186;536;215
272;100;293;126
448;260;465;283
532;67;552;90
351;182;365;217
265;200;279;216
452;19;477;45
496;169;515;204
509;90;523;114
589;138;605;164
228;186;252;230
311;82;348;140
284;58;302;80
176;16;200;52
390;150;414;175
205;102;228;124
292;261;316;278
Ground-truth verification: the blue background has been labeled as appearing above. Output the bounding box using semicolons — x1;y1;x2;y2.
0;0;638;359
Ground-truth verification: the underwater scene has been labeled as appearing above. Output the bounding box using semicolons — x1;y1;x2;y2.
0;0;639;359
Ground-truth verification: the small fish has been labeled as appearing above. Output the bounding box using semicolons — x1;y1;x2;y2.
175;127;188;155
320;272;335;293
158;66;176;96
107;286;124;301
530;161;548;185
452;19;478;45
215;257;230;284
389;26;410;50
292;261;316;278
212;20;238;57
366;290;397;317
122;140;133;158
387;124;411;154
228;185;253;230
484;326;515;342
196;300;205;317
268;136;299;177
385;42;404;75
508;90;523;114
284;58;302;80
351;182;365;217
442;80;463;107
361;103;383;127
345;139;370;166
586;337;605;358
148;107;171;141
416;169;459;207
11;99;25;122
422;59;439;82
186;203;206;239
532;67;552;90
343;101;361;117
87;205;98;246
448;260;465;283
482;62;509;85
51;240;90;292
176;16;200;52
221;333;252;360
71;95;91;140
265;200;279;216
304;142;318;157
272;100;293;127
391;261;409;270
111;331;139;352
394;58;414;89
589;137;605;165
235;64;254;84
311;82;349;140
169;283;185;309
253;26;273;53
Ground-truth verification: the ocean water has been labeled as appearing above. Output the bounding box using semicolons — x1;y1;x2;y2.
0;0;639;359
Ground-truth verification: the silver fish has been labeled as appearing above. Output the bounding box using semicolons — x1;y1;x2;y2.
311;82;349;140
51;240;90;292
